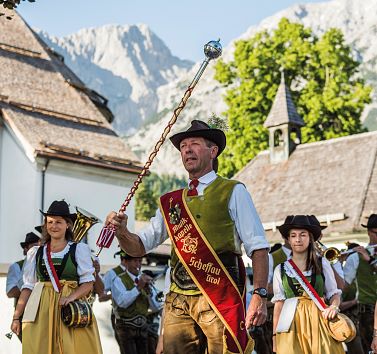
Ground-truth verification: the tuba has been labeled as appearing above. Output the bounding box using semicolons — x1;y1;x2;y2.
72;207;100;243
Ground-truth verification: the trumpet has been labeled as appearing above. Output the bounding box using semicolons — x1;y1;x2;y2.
316;241;377;264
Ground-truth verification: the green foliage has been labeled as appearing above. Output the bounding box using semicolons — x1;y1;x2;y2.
0;0;35;19
215;18;372;177
135;173;186;221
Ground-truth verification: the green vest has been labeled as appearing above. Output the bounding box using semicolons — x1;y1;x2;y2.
356;253;377;304
166;176;239;295
169;176;239;268
271;248;288;269
281;263;325;299
342;280;357;302
112;265;124;276
16;259;25;270
36;243;78;282
114;271;149;319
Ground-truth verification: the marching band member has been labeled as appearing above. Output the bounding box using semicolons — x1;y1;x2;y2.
10;200;102;354
343;213;377;353
371;302;377;353
99;250;128;349
6;232;40;341
272;215;344;354
106;120;269;354
111;253;161;354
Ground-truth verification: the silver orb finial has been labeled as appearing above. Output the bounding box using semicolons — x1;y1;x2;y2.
204;39;222;60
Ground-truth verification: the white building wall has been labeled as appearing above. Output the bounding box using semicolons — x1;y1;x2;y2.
0;127;41;265
42;160;137;267
0;124;138;269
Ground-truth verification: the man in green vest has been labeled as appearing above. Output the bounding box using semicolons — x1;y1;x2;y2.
111;252;162;354
106;120;269;354
6;231;40;341
100;250;128;349
344;214;377;354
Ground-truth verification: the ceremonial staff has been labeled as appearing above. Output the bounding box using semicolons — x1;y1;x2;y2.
95;39;223;255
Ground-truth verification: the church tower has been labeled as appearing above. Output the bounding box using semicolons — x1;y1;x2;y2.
264;72;305;163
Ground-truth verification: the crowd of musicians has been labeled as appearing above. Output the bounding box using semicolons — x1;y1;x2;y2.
5;120;377;354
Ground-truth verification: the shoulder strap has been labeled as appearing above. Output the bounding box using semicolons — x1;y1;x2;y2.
36;245;44;268
68;242;78;269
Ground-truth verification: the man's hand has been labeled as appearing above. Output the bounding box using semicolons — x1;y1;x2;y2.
354;246;371;262
106;211;129;237
93;259;100;274
246;294;267;328
137;273;153;291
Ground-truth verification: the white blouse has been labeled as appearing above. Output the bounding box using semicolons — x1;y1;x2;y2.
22;242;95;290
271;257;341;303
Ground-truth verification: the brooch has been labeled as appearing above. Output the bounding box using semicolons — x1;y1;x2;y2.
168;197;181;224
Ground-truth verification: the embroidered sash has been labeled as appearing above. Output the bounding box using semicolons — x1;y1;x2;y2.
160;189;251;354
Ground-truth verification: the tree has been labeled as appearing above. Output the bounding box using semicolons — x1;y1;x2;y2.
1;0;35;19
135;173;186;221
215;18;372;177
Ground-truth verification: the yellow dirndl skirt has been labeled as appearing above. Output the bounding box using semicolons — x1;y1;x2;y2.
276;296;345;354
22;281;102;354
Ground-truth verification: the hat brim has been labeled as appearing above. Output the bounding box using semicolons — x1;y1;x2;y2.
278;224;322;241
170;129;226;156
40;210;77;223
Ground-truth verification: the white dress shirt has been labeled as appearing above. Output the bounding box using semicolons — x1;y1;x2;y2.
343;247;375;284
138;171;269;256
22;242;95;290
111;270;161;312
6;261;24;294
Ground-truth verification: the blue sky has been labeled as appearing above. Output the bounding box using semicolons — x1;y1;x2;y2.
18;0;330;61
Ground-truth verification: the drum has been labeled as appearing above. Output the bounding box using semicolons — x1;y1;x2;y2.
326;313;356;343
61;300;93;328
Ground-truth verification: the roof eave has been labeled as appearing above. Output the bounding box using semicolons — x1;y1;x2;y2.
35;150;143;174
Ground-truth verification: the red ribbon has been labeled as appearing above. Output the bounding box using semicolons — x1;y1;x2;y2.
46;242;62;293
288;259;326;309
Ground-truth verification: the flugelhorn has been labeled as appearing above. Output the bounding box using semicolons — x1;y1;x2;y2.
73;207;100;243
95;39;223;256
316;241;341;264
316;241;377;264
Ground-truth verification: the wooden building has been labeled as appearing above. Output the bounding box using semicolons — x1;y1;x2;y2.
236;74;375;245
0;12;143;269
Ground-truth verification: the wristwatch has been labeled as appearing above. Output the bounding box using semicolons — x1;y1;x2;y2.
252;287;268;298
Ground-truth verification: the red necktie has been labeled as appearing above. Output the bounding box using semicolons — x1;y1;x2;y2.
187;179;199;196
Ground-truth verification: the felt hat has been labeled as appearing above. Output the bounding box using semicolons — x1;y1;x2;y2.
278;215;322;241
170;120;226;156
20;232;40;249
361;214;377;228
40;200;76;223
308;215;327;230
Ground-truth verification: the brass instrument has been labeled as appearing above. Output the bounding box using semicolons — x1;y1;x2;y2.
72;207;100;243
316;241;377;264
315;241;340;264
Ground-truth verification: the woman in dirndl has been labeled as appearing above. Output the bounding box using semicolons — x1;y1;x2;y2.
272;215;344;354
10;200;102;354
